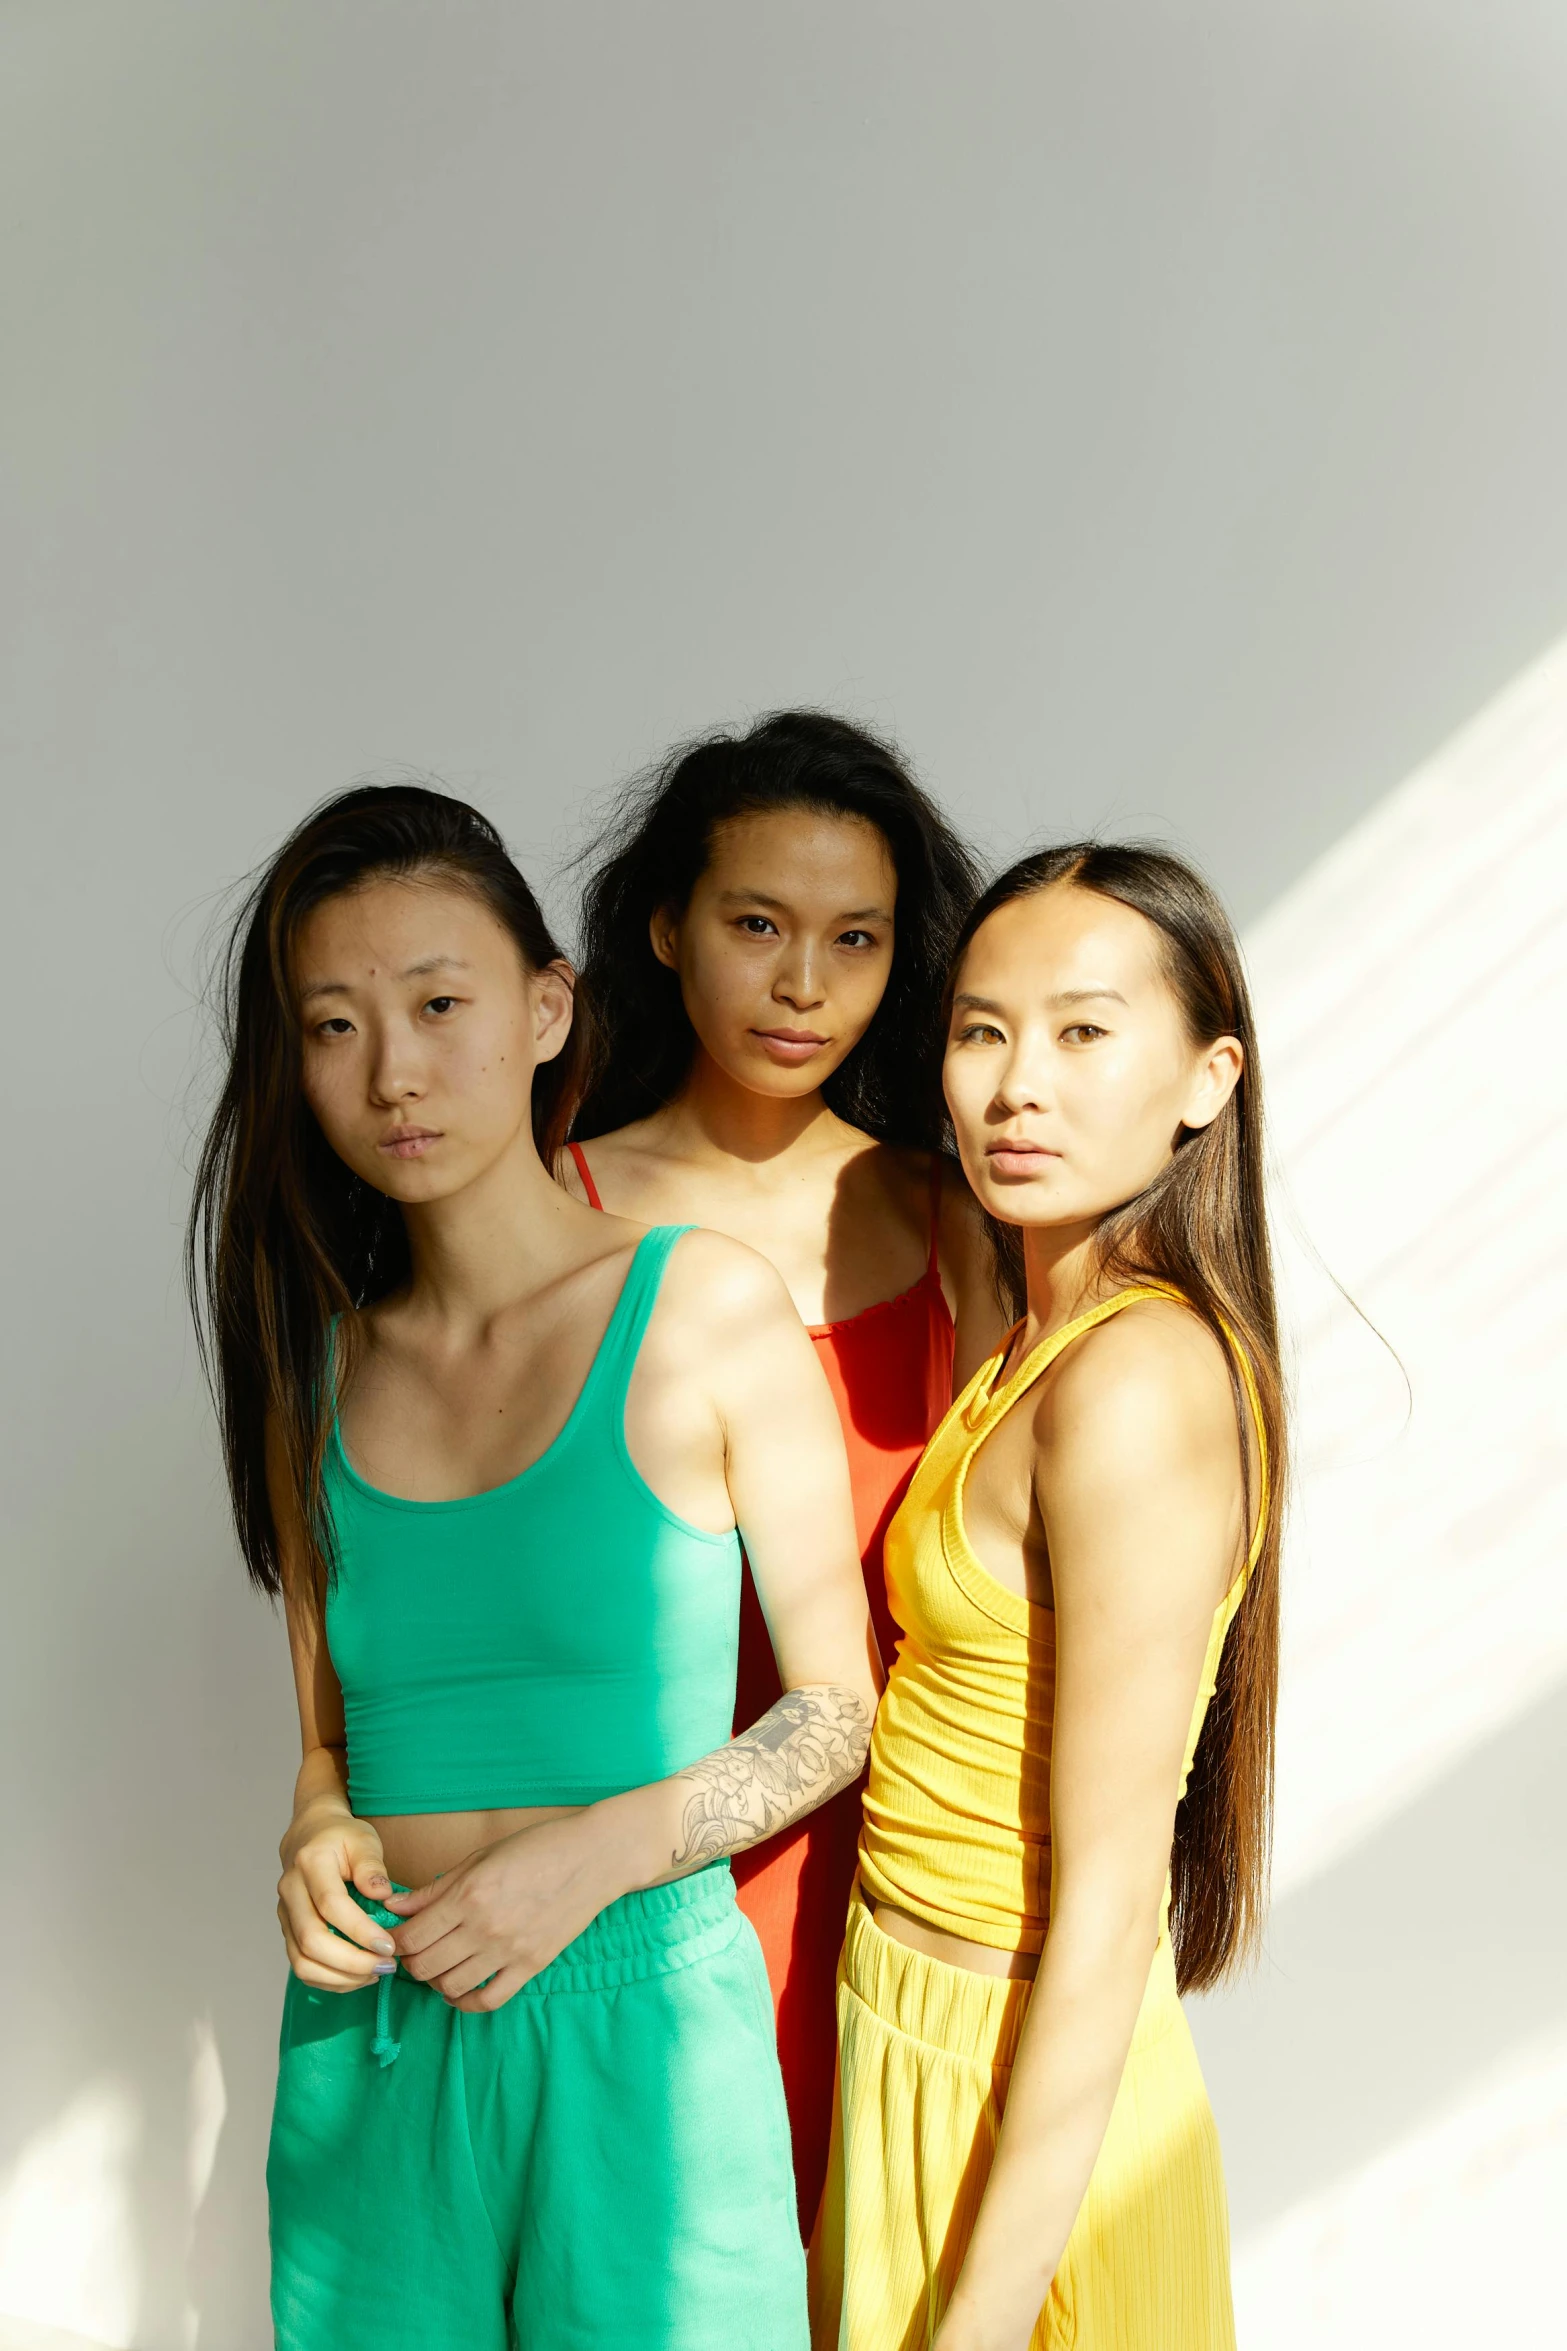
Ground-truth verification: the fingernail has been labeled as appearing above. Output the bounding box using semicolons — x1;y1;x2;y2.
374;1936;396;1955
374;1961;396;1977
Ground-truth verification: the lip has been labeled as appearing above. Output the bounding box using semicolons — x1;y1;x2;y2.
984;1141;1061;1177
752;1027;831;1065
378;1127;443;1160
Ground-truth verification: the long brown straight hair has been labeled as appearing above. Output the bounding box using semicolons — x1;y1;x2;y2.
946;843;1286;1991
186;784;591;1610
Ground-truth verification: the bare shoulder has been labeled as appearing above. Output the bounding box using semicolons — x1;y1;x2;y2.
849;1140;979;1256
585;1117;662;1165
1033;1294;1238;1482
656;1225;801;1338
1030;1299;1248;1619
554;1120;657;1203
641;1228;818;1429
838;1137;928;1224
554;1145;590;1203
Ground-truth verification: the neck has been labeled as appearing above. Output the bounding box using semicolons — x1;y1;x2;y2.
398;1129;577;1326
655;1050;848;1167
1017;1220;1107;1349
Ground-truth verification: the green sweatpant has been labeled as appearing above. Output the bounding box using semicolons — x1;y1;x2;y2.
267;1862;806;2351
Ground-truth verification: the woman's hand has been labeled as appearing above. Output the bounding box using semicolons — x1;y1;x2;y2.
385;1807;626;2010
276;1797;399;1992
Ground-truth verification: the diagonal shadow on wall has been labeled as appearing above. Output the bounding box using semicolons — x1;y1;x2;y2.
1189;1673;1567;2237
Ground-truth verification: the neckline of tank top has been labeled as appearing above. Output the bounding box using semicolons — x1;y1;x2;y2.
328;1225;699;1517
954;1283;1267;1606
960;1284;1188;1431
567;1139;950;1345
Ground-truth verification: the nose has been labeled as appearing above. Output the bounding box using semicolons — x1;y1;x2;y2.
366;1022;427;1109
771;942;826;1012
992;1041;1051;1117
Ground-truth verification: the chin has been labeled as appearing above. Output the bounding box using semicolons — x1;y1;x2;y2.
361;1160;466;1205
734;1050;843;1097
975;1175;1077;1226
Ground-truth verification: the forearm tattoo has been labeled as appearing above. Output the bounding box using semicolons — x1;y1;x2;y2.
669;1684;873;1873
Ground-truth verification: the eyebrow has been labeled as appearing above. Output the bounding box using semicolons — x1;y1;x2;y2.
952;986;1127;1013
298;956;473;1004
715;889;894;922
401;955;473;980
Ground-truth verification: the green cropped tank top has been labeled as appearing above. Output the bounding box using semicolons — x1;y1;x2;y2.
324;1226;743;1816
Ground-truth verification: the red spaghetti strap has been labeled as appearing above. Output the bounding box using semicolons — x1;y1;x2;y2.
568;1141;604;1212
926;1154;944;1277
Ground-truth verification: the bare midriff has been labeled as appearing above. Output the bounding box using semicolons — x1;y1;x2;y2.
867;1894;1039;1982
371;1803;587;1889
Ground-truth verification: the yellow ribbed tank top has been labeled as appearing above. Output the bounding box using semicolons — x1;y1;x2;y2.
858;1283;1268;1956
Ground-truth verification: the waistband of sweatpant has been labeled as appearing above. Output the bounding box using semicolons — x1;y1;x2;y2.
352;1858;740;1998
843;1888;1183;2071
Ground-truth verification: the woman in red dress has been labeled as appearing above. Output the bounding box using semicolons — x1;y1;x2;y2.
563;712;1006;2231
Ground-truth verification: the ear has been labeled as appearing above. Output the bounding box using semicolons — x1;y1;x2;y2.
648;905;681;973
1180;1034;1243;1133
531;960;576;1067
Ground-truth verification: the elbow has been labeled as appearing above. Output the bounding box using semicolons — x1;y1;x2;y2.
835;1681;875;1777
830;1679;876;1782
1045;1872;1164;1976
774;1677;875;1793
849;1702;874;1776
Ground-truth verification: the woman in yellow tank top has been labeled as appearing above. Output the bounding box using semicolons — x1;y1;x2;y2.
811;844;1285;2351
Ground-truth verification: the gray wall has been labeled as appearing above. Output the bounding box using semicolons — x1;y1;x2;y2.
3;5;1566;2344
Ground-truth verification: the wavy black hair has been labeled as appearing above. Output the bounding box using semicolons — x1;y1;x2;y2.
572;710;981;1149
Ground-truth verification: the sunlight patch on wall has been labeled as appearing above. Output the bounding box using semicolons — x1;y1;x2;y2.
0;2320;123;2351
180;2018;227;2351
1244;634;1567;1900
0;2019;226;2351
0;2084;140;2349
185;2016;226;2217
1233;2024;1567;2349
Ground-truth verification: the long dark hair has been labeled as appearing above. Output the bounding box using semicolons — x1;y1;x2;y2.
947;842;1285;1991
572;710;981;1149
186;783;590;1606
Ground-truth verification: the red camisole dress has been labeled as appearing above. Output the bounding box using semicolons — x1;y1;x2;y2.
567;1145;955;2234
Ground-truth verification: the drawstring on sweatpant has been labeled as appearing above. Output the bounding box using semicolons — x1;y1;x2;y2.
371;1969;402;2068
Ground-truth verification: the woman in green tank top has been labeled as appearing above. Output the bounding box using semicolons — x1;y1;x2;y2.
187;783;880;2351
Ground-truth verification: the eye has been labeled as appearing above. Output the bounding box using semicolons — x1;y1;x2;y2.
955;1021;1005;1046
423;996;459;1017
1061;1022;1108;1045
735;915;779;939
314;1016;355;1039
836;928;880;951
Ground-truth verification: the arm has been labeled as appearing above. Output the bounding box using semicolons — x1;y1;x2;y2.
389;1237;880;2007
598;1237;882;1882
267;1418;400;1990
934;1306;1247;2351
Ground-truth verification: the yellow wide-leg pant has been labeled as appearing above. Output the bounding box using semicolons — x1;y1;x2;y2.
809;1895;1236;2351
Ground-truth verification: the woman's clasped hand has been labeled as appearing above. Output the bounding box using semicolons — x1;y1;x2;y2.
384;1809;630;2010
275;1790;396;1990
